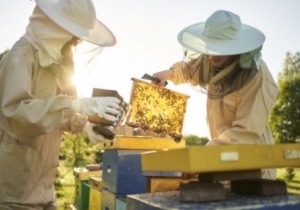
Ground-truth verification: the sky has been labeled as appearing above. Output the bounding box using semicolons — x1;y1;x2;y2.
0;0;299;138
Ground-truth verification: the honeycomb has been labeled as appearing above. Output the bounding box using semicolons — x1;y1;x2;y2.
126;78;189;142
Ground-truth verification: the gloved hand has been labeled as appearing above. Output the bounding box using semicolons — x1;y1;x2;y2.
83;122;105;144
72;97;120;121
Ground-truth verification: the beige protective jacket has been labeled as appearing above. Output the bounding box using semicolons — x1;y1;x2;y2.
171;58;279;178
0;6;89;209
0;38;86;209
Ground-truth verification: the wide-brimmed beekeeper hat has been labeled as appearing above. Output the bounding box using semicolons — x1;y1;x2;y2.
35;0;116;46
178;10;265;55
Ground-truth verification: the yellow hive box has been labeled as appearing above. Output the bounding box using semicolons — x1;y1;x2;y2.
126;78;189;142
100;136;186;150
141;144;300;173
74;168;102;181
89;176;102;191
89;176;102;210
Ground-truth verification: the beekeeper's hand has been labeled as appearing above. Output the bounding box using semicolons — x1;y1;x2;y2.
153;69;172;87
83;122;105;144
72;97;120;121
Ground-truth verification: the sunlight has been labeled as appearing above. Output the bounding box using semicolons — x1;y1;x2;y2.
73;63;93;98
72;41;104;98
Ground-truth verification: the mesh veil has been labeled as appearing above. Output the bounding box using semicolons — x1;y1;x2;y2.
180;48;259;99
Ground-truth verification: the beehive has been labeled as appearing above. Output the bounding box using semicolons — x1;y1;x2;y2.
73;168;102;210
88;176;102;210
126;78;189;142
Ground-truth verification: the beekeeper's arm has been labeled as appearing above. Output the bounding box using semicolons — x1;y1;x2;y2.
0;49;119;141
153;56;205;87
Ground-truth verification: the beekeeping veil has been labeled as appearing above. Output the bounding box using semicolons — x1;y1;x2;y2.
24;0;116;67
176;10;265;98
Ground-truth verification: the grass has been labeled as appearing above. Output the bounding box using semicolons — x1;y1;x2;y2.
56;184;74;210
55;167;300;209
56;166;76;210
276;168;300;194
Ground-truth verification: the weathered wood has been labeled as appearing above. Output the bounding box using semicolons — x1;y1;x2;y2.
117;124;134;136
179;181;226;202
231;179;287;196
126;191;300;210
198;169;262;182
147;177;197;193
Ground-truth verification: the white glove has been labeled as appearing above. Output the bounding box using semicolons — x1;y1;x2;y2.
72;97;120;121
83;122;105;144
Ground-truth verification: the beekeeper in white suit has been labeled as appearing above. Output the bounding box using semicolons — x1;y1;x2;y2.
0;0;120;209
153;10;279;180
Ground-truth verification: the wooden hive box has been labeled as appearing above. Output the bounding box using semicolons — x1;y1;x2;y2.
88;176;102;210
73;168;102;210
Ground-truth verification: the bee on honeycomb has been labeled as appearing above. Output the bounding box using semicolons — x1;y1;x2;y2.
126;78;189;142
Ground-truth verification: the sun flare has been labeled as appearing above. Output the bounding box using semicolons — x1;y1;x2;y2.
73;65;93;98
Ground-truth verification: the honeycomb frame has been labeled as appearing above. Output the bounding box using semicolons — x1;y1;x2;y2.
126;78;189;142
